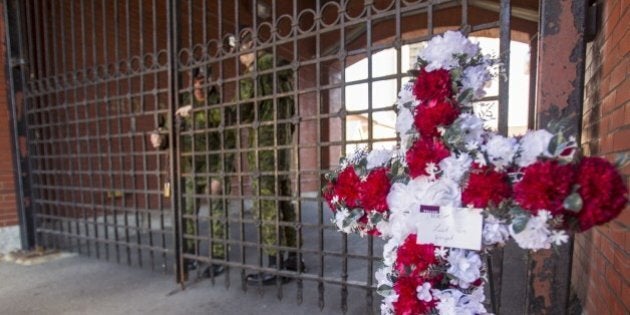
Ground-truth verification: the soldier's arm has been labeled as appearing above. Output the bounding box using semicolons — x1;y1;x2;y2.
151;102;170;149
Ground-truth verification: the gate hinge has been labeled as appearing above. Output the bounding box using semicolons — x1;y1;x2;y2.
585;1;600;43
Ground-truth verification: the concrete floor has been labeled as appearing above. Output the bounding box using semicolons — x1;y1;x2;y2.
0;254;377;315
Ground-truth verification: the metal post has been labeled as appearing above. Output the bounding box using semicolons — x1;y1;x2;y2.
527;1;587;314
2;0;35;250
166;0;182;284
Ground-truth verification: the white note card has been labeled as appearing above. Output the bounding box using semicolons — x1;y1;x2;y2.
415;205;483;251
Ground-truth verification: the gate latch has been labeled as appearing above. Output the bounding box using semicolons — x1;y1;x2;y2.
163;182;171;198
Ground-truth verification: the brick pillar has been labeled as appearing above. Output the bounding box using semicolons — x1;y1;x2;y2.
0;1;20;253
571;1;630;314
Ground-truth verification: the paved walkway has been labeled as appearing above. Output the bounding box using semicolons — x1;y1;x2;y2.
0;254;367;315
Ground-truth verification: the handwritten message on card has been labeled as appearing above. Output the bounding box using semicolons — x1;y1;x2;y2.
415;205;483;251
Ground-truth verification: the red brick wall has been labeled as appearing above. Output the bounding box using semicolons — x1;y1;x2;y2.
0;3;19;227
572;1;629;314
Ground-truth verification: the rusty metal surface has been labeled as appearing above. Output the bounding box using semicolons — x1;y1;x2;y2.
530;0;587;314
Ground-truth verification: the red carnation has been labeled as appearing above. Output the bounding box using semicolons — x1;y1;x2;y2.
406;138;450;178
412;68;453;103
355;215;381;236
573;157;628;231
513;160;576;215
394;234;437;277
359;167;391;213
334;166;361;208
462;164;512;208
393;275;437;315
414;99;460;139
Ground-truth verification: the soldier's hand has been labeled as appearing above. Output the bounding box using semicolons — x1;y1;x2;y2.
175;105;192;118
150;130;164;149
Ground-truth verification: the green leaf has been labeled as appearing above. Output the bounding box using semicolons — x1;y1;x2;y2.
547;134;559;156
387;272;397;284
457;88;473;104
615;152;630;168
563;192;583;213
371;213;383;225
342;209;364;228
376;284;393;297
509;206;527;217
390;160;400;176
511;215;529;234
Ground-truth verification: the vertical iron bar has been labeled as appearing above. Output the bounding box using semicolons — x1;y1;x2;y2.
57;0;71;252
185;0;200;278
497;0;511;136
270;0;283;299
75;0;91;257
89;0;102;260
23;0;39;250
292;0;303;305
461;0;469;32
100;0;112;261
230;0;248;292
139;0;154;271
32;0;47;249
316;0;325;310
113;0;129;266
365;3;374;313
125;0;142;268
167;0;183;284
42;0;59;250
3;0;35;250
151;0;168;273
70;0;89;257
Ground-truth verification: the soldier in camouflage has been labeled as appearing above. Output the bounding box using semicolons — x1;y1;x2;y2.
237;36;305;285
150;67;235;277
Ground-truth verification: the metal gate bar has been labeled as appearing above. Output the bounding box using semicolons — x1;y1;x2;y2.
16;0;175;272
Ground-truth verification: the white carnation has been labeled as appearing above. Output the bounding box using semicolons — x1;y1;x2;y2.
419;31;480;71
509;210;553;251
386;177;461;243
415;177;462;208
484;134;517;170
375;266;393;288
333;208;358;234
439;153;473;183
396;82;417;109
446;249;483;288
382;238;400;267
516;129;554;167
416;282;433;302
376;219;392;239
455;114;485;146
396;107;415;137
433;287;487;315
380;293;398;315
461;64;492;100
366;149;393;170
483;214;510;246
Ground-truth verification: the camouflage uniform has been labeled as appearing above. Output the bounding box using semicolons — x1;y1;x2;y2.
158;88;235;259
240;53;297;256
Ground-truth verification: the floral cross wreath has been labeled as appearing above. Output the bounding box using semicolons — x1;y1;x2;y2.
323;31;628;315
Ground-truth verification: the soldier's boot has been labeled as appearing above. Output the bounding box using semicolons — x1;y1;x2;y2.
282;252;306;272
246;255;290;285
201;264;225;278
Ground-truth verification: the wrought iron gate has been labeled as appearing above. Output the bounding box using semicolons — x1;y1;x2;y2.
3;0;588;313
